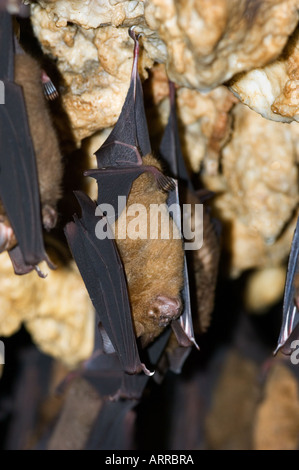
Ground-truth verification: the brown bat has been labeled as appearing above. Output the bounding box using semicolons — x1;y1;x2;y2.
113;153;184;346
158;81;220;372
0;12;62;271
83;29;185;348
14;52;62;231
65;28;185;378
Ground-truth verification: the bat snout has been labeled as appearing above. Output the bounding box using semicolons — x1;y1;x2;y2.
148;295;182;327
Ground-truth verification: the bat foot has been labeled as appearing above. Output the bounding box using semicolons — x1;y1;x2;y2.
148;295;182;328
42;205;58;231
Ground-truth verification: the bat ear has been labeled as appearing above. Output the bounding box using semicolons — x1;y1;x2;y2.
134;321;145;337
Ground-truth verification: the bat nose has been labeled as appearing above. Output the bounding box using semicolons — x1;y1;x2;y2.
156;295;181;317
148;295;182;327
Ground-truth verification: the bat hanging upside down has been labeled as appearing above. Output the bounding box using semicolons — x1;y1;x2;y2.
0;11;62;273
65;27;186;376
113;153;184;346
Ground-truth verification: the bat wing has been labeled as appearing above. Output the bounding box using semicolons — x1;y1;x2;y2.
85;166;147;221
83;323;170;401
64;191;152;376
159;81;192;188
84;328;171;450
274;215;299;355
85;165;173;221
158;84;199;371
168;185;198;349
90;29;173;222
95;28;151;168
0;82;49;270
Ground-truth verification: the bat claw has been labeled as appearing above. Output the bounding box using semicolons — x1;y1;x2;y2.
141;363;155;377
128;25;143;42
34;265;48;278
41;70;59;101
157;174;176;192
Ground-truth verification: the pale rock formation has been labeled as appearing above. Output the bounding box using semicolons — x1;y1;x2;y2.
230;28;299;122
0;252;94;367
31;0;299;141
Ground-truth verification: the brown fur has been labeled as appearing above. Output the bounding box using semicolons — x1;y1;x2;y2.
163;192;220;367
187;190;220;332
14;53;62;229
114;154;184;346
0;52;63;253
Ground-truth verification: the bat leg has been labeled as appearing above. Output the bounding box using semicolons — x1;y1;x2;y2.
148;295;182;328
0;220;16;252
42;204;58;231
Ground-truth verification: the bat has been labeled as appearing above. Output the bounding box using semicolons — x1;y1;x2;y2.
0;10;54;276
14;52;62;232
84;328;171;450
158;82;198;372
85;27;175;221
159;82;197;343
64;27;186;386
64;190;153;376
53;28;199;449
159;80;220;372
274;215;299;355
84;27;185;347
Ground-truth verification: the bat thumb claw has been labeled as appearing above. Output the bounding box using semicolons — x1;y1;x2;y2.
34;253;57;278
141;363;155;377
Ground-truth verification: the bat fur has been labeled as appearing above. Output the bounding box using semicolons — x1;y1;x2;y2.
187;190;220;333
14;52;62;229
0;51;62;251
114;154;185;346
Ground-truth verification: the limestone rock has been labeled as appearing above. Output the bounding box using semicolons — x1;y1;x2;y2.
230;27;299;122
31;0;299;142
254;363;299;450
0;252;94;367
